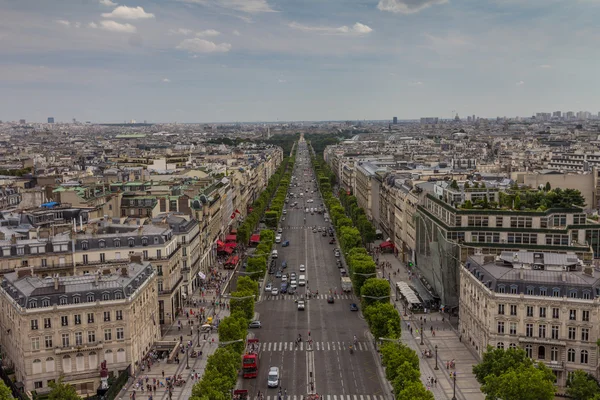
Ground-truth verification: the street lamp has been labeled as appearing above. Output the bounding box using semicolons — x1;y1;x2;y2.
420;320;424;345
186;345;190;369
219;338;244;348
197;327;201;347
434;345;438;370
361;295;391;301
452;373;457;400
223;294;256;301
352;272;377;278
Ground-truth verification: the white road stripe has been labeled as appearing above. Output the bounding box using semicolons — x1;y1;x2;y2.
279;342;283;351
316;341;320;351
284;342;287;351
360;396;364;400
300;341;304;350
327;342;330;350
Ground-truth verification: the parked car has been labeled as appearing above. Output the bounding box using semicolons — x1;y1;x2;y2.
249;321;262;329
271;287;279;296
265;283;272;292
275;271;282;278
299;264;306;272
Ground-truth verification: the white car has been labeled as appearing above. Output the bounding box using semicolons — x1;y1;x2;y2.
281;274;288;282
275;234;282;244
268;367;280;388
297;300;305;311
282;209;287;215
265;283;272;292
299;264;306;272
271;287;279;295
272;250;278;258
278;228;283;233
290;280;297;289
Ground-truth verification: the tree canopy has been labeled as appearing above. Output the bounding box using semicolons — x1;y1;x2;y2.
48;377;82;400
566;370;600;400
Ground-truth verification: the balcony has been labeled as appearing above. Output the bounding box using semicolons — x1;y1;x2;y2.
54;341;104;355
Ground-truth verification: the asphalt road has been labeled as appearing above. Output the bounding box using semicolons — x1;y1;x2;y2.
239;142;390;400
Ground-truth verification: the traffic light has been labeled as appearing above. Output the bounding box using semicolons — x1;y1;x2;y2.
408;262;414;268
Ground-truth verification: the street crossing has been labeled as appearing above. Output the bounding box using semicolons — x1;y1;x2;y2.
263;294;355;300
257;395;389;400
259;341;372;352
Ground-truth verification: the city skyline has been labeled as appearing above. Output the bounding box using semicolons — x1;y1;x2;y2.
1;0;600;122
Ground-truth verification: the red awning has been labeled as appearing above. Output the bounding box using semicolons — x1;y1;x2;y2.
250;234;261;243
379;241;395;249
218;246;234;254
225;235;237;242
224;242;237;248
226;255;240;265
230;229;238;234
216;240;225;247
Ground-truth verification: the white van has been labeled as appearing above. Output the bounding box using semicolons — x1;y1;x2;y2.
272;250;278;259
298;274;306;286
275;234;282;244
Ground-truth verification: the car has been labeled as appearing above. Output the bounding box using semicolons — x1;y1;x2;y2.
329;232;334;237
312;228;317;233
329;238;336;244
317;227;322;232
334;251;340;257
340;269;347;276
268;367;280;388
290;280;297;288
275;271;282;278
288;286;296;295
269;268;275;274
290;272;297;279
350;303;359;311
282;240;290;247
322;231;327;237
275;234;282;244
299;264;306;272
297;300;305;310
281;274;288;282
249;321;262;329
272;250;278;258
265;283;273;292
280;283;288;294
282;209;287;215
278;228;283;233
271;287;279;295
327;296;334;303
281;261;288;268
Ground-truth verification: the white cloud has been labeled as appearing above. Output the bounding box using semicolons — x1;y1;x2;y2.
169;28;194;35
539;64;552;68
176;38;231;53
377;0;448;14
179;0;275;13
232;30;241;36
516;80;525;86
408;81;423;86
288;22;373;36
278;78;286;83
74;22;81;28
55;20;71;27
102;6;155;20
99;0;118;6
88;22;98;28
98;20;137;33
196;29;221;37
162;78;171;83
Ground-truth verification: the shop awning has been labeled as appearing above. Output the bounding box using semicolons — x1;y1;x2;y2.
225;235;237;242
379;241;395;249
230;229;238;234
250;234;261;243
225;255;240;265
224;242;237;248
216;240;225;247
218;246;234;254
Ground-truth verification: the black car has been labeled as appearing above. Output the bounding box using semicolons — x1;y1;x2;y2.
327;296;335;303
288;286;296;295
350;303;359;311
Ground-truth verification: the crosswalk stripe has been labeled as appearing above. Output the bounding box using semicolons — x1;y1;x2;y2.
316;341;320;351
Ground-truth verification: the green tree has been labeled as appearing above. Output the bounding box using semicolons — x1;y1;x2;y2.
217;314;247;352
48;377;81;400
544;182;551;191
246;256;266;279
0;379;14;400
450;180;459;190
482;364;555;400
392;362;421;394
395;381;434;400
566;370;600;400
360;278;391;307
462;200;473;209
362;302;401;339
237;276;259;298
473;346;533;384
264;211;279;228
229;290;255;321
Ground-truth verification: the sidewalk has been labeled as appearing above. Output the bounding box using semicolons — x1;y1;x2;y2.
374;247;484;400
118;267;234;400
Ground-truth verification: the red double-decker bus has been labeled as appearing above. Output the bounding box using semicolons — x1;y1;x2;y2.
242;338;260;378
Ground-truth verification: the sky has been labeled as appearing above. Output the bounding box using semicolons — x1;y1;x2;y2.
0;0;599;123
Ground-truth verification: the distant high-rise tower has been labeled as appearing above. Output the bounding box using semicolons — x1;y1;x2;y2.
47;117;55;124
552;111;561;118
393;117;398;124
19;119;26;124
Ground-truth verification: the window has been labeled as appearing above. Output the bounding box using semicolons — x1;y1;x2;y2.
44;318;51;328
525;344;533;358
551;325;559;340
45;336;53;348
183;247;187;256
73;296;80;304
87;294;94;302
510;285;518;294
552;214;567;227
31;319;39;330
41;259;47;267
552;308;559;319
116;310;123;320
551;347;558;362
116;327;124;340
510;305;517;316
32;337;40;351
569;310;576;321
538;346;546;360
568;348;575;362
142;250;148;259
87;313;95;323
34;381;43;389
74;315;81;325
468;216;489;227
569;289;577;298
156;250;161;258
129;239;135;247
99;240;105;248
568;327;576;340
42;299;50;307
82;241;88;250
510;216;532;228
539;307;546;318
552;288;561;297
582;291;591;300
100;253;105;262
104;329;112;341
539;324;546;338
582;310;589;322
526;306;534;317
581;328;589;342
114;239;121;248
61;316;68;326
496;217;503;227
102;293;110;301
88;331;96;343
59;297;68;305
545;234;569;245
497;321;505;334
83;254;88;264
142;238;148;246
157;265;163;276
75;332;83;346
509;322;517;335
581;350;588;364
526;323;533;337
539;287;547;296
526;286;534;295
104;311;110;322
498;304;505;315
497;342;504;349
115;292;122;300
61;333;70;347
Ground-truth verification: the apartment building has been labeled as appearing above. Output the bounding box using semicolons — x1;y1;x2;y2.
459;252;600;386
0;260;159;395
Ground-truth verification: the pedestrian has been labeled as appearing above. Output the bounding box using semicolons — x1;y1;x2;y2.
162;370;165;378
434;378;437;387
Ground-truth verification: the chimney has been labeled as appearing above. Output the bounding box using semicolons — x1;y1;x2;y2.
94;272;100;287
561;272;566;282
130;253;142;264
53;275;59;290
519;269;524;280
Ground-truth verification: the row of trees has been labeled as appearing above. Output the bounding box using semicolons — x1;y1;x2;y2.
309;146;428;398
338;190;377;246
473;346;600;400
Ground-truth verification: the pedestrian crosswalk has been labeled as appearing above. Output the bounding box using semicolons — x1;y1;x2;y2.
264;294;354;301
259;341;372;352
259;395;389;400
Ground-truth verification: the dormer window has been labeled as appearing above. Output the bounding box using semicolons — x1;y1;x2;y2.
154;237;159;244
497;285;505;294
42;299;50;307
59;297;68;305
87;294;94;302
102;293;110;301
73;295;80;304
99;240;105;249
81;241;88;250
114;239;121;248
128;238;135;247
553;288;561;297
115;291;122;300
142;237;148;246
29;300;38;308
510;285;518;295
